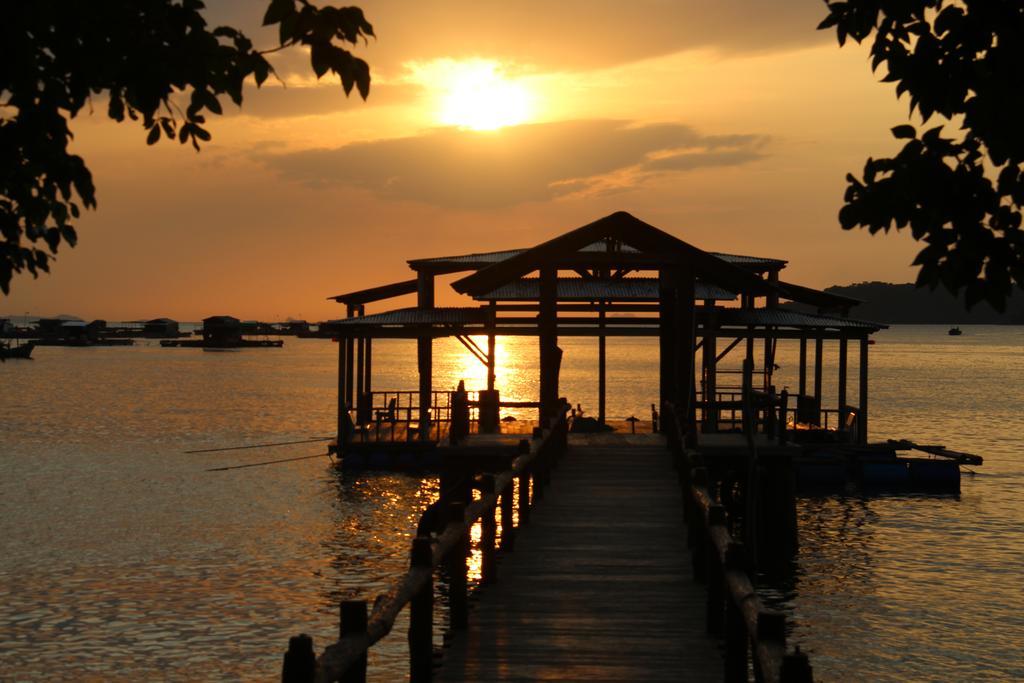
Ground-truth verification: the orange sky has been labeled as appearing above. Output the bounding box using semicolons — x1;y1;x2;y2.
3;0;927;321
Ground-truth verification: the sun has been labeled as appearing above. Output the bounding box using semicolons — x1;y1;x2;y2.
433;61;534;131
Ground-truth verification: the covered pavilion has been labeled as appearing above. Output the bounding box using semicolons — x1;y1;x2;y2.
323;212;884;448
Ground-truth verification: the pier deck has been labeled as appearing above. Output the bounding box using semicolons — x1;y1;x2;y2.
437;434;721;682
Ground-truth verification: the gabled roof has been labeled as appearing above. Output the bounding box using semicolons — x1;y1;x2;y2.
451;212;773;296
409;244;786;274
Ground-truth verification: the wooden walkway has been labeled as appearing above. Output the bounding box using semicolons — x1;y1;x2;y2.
437;434;722;682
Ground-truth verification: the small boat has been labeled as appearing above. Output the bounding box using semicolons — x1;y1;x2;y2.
948;327;963;336
0;339;35;360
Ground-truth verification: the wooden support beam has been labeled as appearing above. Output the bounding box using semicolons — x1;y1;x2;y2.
838;336;848;427
859;336;869;445
487;302;496;392
798;335;807;397
417;273;434;441
337;337;347;445
598;302;607;424
659;270;677;414
676;273;697;433
702;303;718;433
538;267;559;422
364;338;372;395
814;335;824;407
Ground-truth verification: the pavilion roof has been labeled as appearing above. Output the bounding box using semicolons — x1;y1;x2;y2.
409;243;786;275
451;212;775;297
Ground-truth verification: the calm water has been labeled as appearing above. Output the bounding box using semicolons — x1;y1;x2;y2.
1;327;1022;680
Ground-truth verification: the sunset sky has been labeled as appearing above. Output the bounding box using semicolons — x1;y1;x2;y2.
4;0;926;321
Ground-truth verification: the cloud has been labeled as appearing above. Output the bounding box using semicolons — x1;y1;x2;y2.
204;1;833;77
258;120;768;208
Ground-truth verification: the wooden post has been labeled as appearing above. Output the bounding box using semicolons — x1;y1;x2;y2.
337;336;347;446
798;335;807;397
408;537;433;683
859;336;869;445
781;646;814;683
598;301;607;425
676;273;697;433
724;543;749;683
838;336;848;428
659;269;677;419
345;304;356;410
486;301;496;392
500;479;515;550
355;339;364;423
706;504;726;635
538;266;558;422
364;337;372;396
281;633;316;683
702;301;718;433
446;502;469;630
417;272;434;441
480;475;497;585
340;600;368;683
814;335;823;408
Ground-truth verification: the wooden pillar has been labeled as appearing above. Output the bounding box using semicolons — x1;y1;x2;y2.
658;269;677;415
345;305;355;409
340;600;368;682
742;294;755;393
598;301;607;424
859;336;869;445
798;335;807;396
702;301;718;433
486;301;496;392
838;336;848;426
538;266;558;422
814;334;824;407
356;337;365;406
364;337;372;395
676;273;696;430
337;335;347;444
417;272;434;441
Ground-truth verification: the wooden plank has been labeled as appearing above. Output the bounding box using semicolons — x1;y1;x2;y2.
437;439;721;682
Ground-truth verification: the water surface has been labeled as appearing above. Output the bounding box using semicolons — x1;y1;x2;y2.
1;327;1021;680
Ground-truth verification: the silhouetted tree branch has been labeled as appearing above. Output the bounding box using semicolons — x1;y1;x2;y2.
0;0;372;294
820;0;1024;311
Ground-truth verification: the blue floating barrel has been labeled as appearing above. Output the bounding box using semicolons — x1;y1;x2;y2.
860;461;910;486
908;459;960;491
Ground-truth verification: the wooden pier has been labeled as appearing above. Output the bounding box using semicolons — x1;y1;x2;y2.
283;407;814;683
436;433;722;682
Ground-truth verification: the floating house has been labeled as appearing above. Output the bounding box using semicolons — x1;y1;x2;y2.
143;317;181;338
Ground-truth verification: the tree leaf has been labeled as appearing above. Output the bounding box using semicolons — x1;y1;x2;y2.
891;124;916;139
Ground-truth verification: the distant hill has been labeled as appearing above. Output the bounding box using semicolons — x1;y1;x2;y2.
807;282;1024;324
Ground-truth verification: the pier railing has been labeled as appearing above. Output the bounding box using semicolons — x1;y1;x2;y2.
282;405;570;683
664;402;814;683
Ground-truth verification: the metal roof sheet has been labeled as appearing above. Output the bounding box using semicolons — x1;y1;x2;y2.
410;243;785;270
324;307;488;327
716;308;885;330
476;278;737;302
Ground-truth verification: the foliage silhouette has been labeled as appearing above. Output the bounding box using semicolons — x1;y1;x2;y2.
0;0;372;294
819;1;1024;311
